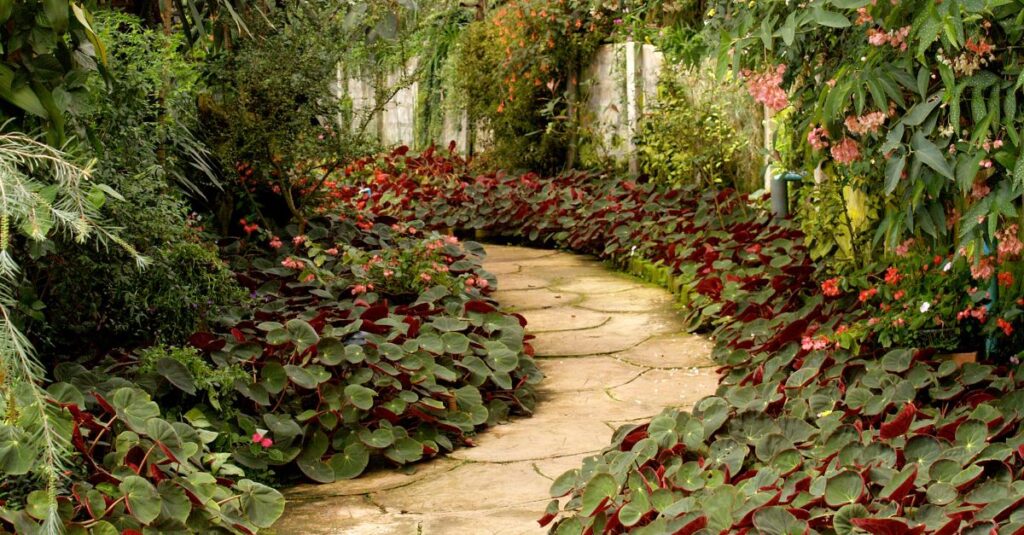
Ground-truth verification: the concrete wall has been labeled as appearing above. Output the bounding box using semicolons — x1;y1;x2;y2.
340;42;663;164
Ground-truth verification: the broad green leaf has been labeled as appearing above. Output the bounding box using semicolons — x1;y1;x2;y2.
120;475;161;524
286;319;319;352
235;479;286;528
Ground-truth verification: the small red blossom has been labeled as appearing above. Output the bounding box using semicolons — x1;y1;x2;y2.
821;278;841;297
884;267;902;285
999;271;1014;288
998;318;1014;336
859;288;878;302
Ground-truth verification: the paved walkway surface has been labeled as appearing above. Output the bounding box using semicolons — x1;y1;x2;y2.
272;245;717;535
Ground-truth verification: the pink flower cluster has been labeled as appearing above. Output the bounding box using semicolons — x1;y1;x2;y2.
252;431;273;448
281;257;304;270
970;257;994;280
269;236;283;249
867;26;910;50
830;138;862;165
807;126;830;151
801;335;831;351
997;224;1024;261
957;306;988;323
894;238;915;257
464;276;490;291
742;65;789;111
844;111;887;135
352;283;375;295
821;277;841;297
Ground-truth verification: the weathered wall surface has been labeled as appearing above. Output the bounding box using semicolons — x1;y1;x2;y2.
340;42;663;164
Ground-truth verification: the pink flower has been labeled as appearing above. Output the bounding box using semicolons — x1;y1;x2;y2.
997;224;1024;261
831;138;862;165
894;238;914;257
383;269;394;278
800;335;830;351
260;437;274;448
352;284;368;295
253;431;273;448
420;272;432;282
970;257;995;280
808;126;830;151
252;432;262;443
844;111;887;135
325;248;339;256
269;236;283;249
293;235;307;246
281;257;304;270
444;236;459;244
742;64;789;111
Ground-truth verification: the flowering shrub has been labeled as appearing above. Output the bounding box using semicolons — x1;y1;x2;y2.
707;0;1024;259
158;217;540;482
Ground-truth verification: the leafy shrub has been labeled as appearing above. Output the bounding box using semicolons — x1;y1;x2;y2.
39;241;243;353
27;10;243;355
0;366;284;533
148;218;541;483
451;0;621;172
637;64;760;193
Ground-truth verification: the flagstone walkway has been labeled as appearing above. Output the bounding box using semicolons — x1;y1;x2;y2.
272;245;718;535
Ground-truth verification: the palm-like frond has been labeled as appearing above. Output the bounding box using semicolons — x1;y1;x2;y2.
0;131;147;535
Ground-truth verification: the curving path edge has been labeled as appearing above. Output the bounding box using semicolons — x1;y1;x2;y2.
272;245;719;535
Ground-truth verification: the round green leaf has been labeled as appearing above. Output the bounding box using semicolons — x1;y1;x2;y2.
119;475;161;525
235;479;285;528
330;442;370;479
824;470;865;507
344;384;376;410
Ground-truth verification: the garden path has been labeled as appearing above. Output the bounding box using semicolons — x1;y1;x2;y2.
272;245;718;535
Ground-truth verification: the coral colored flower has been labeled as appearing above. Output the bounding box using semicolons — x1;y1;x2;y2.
997;224;1024;261
801;335;830;351
844;111;887;135
821;278;841;297
999;271;1014;288
998;318;1014;336
269;236;283;249
281;257;304;270
325;248;339;256
352;284;368;295
830;138;861;165
742;64;789;111
971;257;995;280
894;290;905;300
383;269;394;278
292;235;307;246
420;272;432;282
859;288;878;302
884;266;902;285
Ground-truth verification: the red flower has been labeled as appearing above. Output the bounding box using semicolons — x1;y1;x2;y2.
998;318;1014;336
884;266;902;285
999;271;1014;288
821;278;841;297
859;288;878;302
893;290;905;300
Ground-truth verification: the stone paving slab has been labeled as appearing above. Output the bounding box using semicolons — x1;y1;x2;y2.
272;245;717;535
516;307;610;333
